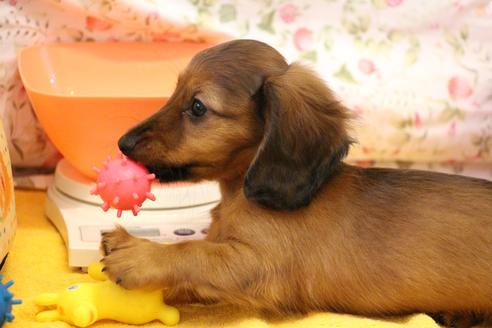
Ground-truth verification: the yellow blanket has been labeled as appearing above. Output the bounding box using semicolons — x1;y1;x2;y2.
6;190;439;328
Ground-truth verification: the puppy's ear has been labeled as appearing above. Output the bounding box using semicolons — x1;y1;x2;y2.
244;63;353;211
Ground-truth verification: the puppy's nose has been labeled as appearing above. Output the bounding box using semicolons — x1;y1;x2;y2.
118;134;138;155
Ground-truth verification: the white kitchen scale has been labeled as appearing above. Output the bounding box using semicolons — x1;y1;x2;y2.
45;159;221;268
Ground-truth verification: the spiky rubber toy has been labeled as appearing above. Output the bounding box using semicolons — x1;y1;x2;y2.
0;275;21;326
90;153;156;218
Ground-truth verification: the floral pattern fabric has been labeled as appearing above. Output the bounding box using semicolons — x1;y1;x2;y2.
0;0;491;184
189;0;492;166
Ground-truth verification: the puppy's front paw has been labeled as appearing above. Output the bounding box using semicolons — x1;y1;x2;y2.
100;226;166;289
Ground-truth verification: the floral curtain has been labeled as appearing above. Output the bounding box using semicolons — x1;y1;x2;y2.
1;0;491;187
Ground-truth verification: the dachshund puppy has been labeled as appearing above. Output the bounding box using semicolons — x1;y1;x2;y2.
102;40;492;327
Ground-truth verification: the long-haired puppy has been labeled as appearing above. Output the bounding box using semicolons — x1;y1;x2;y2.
102;40;492;328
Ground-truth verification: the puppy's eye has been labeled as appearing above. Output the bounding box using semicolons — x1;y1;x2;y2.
190;99;207;117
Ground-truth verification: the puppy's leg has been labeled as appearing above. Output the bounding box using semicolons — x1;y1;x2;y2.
101;227;260;305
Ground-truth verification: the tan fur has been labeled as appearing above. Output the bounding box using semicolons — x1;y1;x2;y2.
102;40;492;327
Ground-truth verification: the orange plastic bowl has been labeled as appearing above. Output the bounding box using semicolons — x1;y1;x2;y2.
18;42;213;179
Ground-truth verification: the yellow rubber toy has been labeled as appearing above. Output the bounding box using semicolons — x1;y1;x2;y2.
34;262;179;327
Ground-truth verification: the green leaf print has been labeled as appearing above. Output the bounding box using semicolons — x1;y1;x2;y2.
342;18;359;35
257;10;275;34
439;103;464;122
279;30;291;48
301;50;318;62
334;64;357;83
404;37;420;66
358;15;371;33
321;26;334;51
445;32;464;59
460;25;469;41
344;17;370;35
397;118;413;129
404;48;418;66
219;4;236;23
388;30;403;42
471;134;491;158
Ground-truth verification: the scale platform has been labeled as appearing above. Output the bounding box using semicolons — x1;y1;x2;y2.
45;160;221;268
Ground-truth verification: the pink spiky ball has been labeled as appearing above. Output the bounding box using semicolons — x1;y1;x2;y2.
90;153;156;217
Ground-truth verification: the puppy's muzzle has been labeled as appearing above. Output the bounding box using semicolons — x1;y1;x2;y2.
118;134;139;155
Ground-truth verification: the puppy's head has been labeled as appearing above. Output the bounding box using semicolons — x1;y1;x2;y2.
119;39;352;210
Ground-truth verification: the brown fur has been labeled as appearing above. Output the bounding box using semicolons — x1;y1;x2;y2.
102;40;492;327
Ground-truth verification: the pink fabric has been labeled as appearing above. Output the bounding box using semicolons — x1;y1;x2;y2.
1;0;491;187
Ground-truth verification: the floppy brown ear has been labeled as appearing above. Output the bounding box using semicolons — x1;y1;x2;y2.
244;63;353;211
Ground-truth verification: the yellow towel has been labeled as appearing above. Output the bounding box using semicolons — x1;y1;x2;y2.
6;190;440;328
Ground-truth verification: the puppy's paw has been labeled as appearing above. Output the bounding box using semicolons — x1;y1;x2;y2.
100;225;134;256
100;226;166;289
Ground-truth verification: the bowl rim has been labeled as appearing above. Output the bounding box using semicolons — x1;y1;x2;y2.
17;41;210;99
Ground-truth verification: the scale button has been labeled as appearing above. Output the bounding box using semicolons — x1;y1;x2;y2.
174;228;195;236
